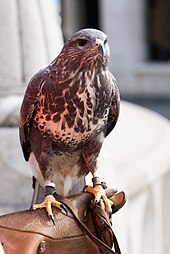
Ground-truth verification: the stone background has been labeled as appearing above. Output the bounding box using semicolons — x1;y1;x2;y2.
0;0;63;214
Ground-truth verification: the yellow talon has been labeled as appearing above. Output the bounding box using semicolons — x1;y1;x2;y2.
84;184;113;215
32;194;66;224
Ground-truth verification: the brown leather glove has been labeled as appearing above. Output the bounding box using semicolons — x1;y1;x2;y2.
0;190;125;254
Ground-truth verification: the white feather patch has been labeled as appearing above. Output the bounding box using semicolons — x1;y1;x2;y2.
29;152;45;187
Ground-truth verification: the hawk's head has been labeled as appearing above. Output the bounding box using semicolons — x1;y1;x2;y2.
59;28;110;69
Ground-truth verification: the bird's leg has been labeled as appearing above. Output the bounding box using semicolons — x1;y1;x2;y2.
82;137;113;216
32;182;67;225
84;172;113;218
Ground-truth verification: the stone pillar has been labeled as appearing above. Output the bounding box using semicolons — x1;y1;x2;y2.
99;0;148;95
0;0;64;214
0;0;63;96
62;0;86;39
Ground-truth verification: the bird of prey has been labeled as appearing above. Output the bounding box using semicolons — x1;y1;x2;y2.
19;28;120;223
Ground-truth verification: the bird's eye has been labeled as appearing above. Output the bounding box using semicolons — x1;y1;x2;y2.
77;39;88;47
104;38;107;45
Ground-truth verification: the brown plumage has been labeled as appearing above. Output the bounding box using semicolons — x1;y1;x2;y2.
19;29;120;219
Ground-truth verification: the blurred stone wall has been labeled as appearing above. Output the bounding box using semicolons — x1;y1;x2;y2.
0;0;63;214
0;0;63;96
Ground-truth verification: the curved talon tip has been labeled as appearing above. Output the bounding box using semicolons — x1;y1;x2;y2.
83;185;88;192
93;199;98;206
111;204;117;214
109;211;112;219
60;204;68;215
50;215;55;225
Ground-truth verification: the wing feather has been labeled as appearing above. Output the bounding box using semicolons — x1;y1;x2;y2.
19;69;48;161
105;74;120;137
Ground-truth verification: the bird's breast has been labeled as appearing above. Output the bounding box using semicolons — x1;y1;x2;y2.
32;73;110;149
50;151;87;195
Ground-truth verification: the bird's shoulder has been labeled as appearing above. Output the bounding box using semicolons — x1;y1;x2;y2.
19;68;50;126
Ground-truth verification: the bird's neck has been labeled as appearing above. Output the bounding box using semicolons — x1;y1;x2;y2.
49;53;107;84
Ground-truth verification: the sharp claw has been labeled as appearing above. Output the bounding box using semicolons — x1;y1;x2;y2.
109;211;112;219
111;203;118;214
93;199;100;207
84;183;114;217
60;204;68;215
97;201;102;207
95;200;101;206
94;199;99;204
50;214;55;225
29;205;33;212
83;185;88;192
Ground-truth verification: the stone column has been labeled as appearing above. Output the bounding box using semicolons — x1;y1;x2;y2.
0;0;64;214
99;0;148;95
0;0;63;96
62;0;86;39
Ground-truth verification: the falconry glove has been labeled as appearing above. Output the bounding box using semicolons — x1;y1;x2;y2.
0;189;125;254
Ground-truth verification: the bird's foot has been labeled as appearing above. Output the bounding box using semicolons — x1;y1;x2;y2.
84;177;113;218
32;194;67;225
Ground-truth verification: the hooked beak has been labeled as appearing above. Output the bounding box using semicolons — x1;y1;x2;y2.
95;38;104;55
